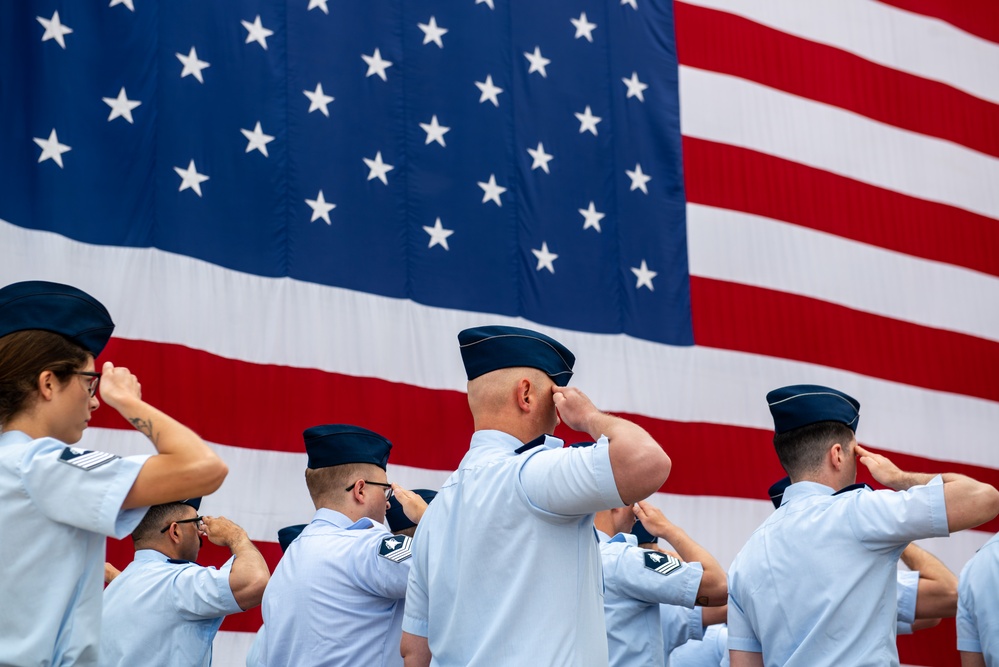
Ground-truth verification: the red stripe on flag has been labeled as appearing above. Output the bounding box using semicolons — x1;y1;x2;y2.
897;618;960;667
690;277;999;404
876;0;999;46
675;2;999;158
683;138;999;278
90;338;999;534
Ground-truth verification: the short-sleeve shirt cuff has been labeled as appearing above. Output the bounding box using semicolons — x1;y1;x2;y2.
727;636;763;653
957;638;983;653
108;455;152;538
687;607;704;642
401;615;428;638
591;435;625;508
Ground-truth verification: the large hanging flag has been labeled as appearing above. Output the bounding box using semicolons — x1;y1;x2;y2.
1;1;996;664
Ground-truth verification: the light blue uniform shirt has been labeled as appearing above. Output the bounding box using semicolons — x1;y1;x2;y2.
246;626;265;666
895;569;919;636
668;624;729;667
0;430;147;667
727;476;948;667
660;605;704;662
403;431;623;666
262;508;412;667
957;531;999;662
600;530;704;667
101;549;242;666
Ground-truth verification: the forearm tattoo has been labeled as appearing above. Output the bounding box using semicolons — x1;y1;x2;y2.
128;417;157;444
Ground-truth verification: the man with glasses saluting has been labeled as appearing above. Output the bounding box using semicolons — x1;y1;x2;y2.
100;497;270;666
261;424;430;667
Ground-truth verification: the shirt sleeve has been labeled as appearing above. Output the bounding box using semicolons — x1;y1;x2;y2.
660;604;703;655
21;437;150;538
402;523;430;638
726;587;762;654
896;569;919;626
172;557;243;620
604;543;703;608
359;531;412;600
518;436;623;518
849;476;949;551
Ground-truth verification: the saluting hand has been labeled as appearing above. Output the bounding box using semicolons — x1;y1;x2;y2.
551;385;601;434
201;516;250;549
98;361;142;410
633;500;678;541
855;444;908;490
392;485;430;525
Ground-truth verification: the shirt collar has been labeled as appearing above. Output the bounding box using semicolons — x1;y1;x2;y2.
312;508;377;530
470;430;565;453
780;480;835;506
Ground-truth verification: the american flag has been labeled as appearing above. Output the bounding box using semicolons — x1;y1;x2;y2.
2;1;996;665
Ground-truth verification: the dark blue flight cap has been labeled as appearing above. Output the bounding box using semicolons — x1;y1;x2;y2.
458;325;575;387
768;477;791;509
277;524;307;553
304;424;392;470
0;280;115;356
180;498;202;512
386;489;437;533
766;384;860;435
631;520;658;546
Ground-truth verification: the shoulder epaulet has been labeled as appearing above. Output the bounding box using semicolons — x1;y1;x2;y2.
514;433;548;454
166;558;198;565
833;483;872;497
643;550;681;577
378;535;413;563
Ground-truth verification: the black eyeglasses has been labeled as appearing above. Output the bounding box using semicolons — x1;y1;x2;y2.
160;516;205;533
345;480;394;500
73;371;101;397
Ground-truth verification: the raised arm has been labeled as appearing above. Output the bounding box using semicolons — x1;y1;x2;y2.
900;543;958;619
553;386;671;504
99;361;229;509
856;445;999;532
634;501;727;606
201;516;271;610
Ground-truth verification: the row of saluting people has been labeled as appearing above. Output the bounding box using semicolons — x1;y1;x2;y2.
1;279;998;666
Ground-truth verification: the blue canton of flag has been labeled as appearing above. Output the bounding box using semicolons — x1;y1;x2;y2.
0;0;692;345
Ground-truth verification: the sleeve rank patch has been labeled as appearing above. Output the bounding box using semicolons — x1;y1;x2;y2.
379;535;413;563
58;446;119;471
643;550;681;576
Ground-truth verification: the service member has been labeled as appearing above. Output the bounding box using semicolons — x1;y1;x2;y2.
957;530;999;665
402;325;672;666
727;384;999;667
262;424;427;666
101;498;270;666
0;280;227;666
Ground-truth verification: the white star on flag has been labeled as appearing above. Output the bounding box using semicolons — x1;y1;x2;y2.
305;190;336;224
626;163;651;194
102;87;141;124
478;174;506;207
37;11;73;49
424;218;454;250
579;201;605;232
174;160;209;197
574;106;601;136
571;12;597;42
631;260;658;290
622;0;638;9
527;142;553;174
304;83;334;116
524;47;550;78
177;47;210;83
418;16;448;48
109;0;135;11
362;48;393;81
307;0;329;14
532;242;558;273
241;122;275;157
33;129;71;168
622;72;648;102
475;75;503;107
363;151;394;185
420;115;450;147
242;15;274;50
476;0;494;8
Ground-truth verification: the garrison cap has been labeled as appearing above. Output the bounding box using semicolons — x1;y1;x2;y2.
631;520;658;546
0;280;115;356
768;477;791;509
386;489;437;533
304;424;392;470
458;325;575;387
277;524;307;553
766;384;860;435
179;498;202;512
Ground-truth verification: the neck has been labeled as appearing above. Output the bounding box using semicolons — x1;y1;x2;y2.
593;511;616;536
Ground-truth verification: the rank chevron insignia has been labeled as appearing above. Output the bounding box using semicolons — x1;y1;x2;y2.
58;446;118;471
379;534;413;562
643;550;681;576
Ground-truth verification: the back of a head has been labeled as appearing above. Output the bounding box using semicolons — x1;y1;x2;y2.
131;500;198;545
767;384;860;479
302;424;392;510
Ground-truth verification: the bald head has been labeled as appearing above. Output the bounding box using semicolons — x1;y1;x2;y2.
467;367;558;442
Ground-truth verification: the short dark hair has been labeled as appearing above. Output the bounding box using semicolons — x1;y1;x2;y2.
773;421;856;478
0;330;89;425
305;463;370;507
131;502;192;543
